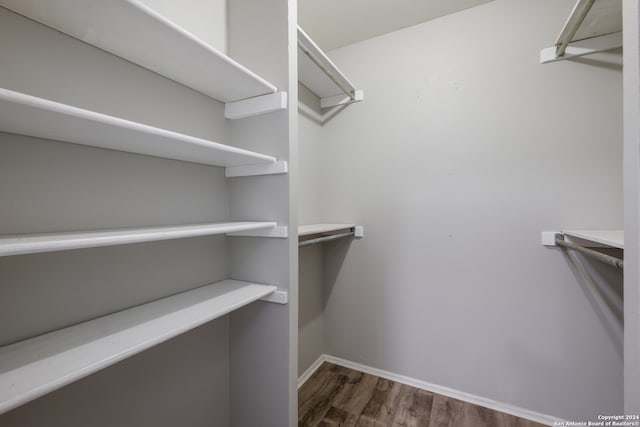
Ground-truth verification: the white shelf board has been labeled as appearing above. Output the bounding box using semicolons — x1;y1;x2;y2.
227;225;288;238
562;230;624;249
297;26;361;104
542;0;622;63
0;88;278;167
0;0;276;103
0;222;277;257
299;223;355;237
0;279;277;414
572;0;621;42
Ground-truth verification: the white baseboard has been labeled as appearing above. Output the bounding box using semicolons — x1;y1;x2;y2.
298;354;329;389
298;354;562;427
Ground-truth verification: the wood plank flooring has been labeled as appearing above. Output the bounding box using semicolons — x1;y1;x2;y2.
298;363;547;427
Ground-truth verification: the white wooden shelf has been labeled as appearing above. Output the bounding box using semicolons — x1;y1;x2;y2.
0;0;277;104
540;0;622;63
563;229;624;249
0;222;278;257
0;89;289;173
299;223;356;237
0;279;277;414
297;26;363;108
568;0;621;42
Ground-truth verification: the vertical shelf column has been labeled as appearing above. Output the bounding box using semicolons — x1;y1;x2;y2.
226;0;298;426
623;0;640;414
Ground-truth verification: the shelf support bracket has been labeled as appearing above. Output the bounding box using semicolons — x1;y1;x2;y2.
260;291;288;305
224;92;287;120
320;90;365;109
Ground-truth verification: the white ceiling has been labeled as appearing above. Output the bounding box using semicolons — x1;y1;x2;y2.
298;0;495;51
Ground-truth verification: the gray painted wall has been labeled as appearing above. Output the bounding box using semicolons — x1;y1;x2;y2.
299;84;325;226
298;83;327;376
299;243;325;376
298;0;623;420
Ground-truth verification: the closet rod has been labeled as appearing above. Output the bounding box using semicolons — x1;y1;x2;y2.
297;39;355;101
555;237;624;269
299;231;355;247
556;0;596;57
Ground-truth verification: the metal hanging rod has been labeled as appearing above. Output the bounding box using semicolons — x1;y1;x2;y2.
298;231;355;248
555;237;623;269
555;0;597;57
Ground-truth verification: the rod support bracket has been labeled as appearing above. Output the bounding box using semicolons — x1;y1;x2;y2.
541;231;562;246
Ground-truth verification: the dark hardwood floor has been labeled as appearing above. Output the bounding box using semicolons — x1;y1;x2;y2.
298;362;547;427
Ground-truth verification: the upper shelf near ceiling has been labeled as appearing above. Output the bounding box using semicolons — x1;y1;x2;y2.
540;0;622;64
297;26;364;109
0;0;286;118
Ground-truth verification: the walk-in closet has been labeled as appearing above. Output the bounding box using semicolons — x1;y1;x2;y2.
0;0;638;426
297;0;635;425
